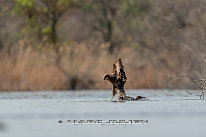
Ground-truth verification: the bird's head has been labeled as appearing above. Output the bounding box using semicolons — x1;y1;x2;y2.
103;74;109;80
136;96;145;100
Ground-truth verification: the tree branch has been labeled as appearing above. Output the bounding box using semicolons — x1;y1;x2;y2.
178;74;206;99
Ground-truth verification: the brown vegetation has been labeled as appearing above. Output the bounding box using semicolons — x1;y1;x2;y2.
0;39;190;91
0;0;206;91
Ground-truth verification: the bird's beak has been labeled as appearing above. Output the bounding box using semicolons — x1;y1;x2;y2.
103;74;107;80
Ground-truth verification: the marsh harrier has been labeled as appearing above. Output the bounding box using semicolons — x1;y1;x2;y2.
103;59;127;100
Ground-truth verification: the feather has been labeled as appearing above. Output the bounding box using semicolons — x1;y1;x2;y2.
113;59;127;82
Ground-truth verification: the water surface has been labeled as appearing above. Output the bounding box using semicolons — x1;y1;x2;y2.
0;89;206;137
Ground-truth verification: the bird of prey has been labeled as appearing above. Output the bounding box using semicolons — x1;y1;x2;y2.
103;59;127;101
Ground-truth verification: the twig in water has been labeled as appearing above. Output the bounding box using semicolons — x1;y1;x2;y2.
177;74;206;99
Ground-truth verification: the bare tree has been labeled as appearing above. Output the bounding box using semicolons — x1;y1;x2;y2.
90;0;120;53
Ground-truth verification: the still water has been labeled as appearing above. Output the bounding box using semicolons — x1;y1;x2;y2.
0;89;206;137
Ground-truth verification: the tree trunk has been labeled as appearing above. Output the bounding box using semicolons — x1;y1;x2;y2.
51;16;57;44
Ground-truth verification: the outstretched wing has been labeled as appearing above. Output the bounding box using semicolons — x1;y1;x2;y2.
112;59;127;82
